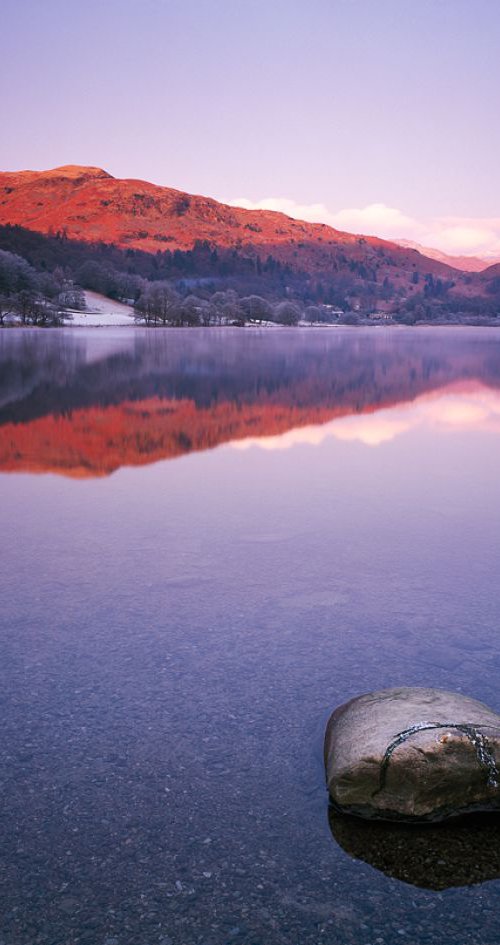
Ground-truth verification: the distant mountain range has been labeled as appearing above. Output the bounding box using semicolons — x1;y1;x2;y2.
394;239;500;273
1;165;499;314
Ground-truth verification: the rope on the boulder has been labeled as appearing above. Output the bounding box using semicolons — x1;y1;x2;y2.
374;722;500;796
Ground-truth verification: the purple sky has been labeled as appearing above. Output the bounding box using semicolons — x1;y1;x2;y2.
2;0;500;255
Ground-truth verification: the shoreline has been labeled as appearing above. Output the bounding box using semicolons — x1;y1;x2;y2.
2;320;500;331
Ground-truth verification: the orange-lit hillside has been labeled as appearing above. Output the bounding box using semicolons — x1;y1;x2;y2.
0;165;475;295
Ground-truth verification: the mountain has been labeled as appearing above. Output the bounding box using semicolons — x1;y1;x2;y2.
394;239;500;273
0;164;473;297
481;262;500;279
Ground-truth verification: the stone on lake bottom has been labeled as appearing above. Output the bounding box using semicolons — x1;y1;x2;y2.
324;687;500;821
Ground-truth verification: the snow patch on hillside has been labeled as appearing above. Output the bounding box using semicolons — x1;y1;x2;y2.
66;291;135;326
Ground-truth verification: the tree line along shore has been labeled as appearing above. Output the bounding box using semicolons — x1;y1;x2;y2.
1;225;500;328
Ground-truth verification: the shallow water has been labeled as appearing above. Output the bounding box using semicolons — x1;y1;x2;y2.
2;327;500;944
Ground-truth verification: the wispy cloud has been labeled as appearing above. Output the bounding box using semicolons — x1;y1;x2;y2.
227;196;500;259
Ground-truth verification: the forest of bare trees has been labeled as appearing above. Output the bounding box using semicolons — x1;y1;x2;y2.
0;249;84;326
132;283;342;327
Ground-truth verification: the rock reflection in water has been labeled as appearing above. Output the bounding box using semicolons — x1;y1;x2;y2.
329;807;500;890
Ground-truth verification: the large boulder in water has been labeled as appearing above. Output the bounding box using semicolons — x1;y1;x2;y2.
324;687;500;822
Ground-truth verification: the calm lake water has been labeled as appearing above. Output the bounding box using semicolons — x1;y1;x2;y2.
2;326;500;945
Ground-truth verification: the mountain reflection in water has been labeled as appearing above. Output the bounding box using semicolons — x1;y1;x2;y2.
1;327;500;476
